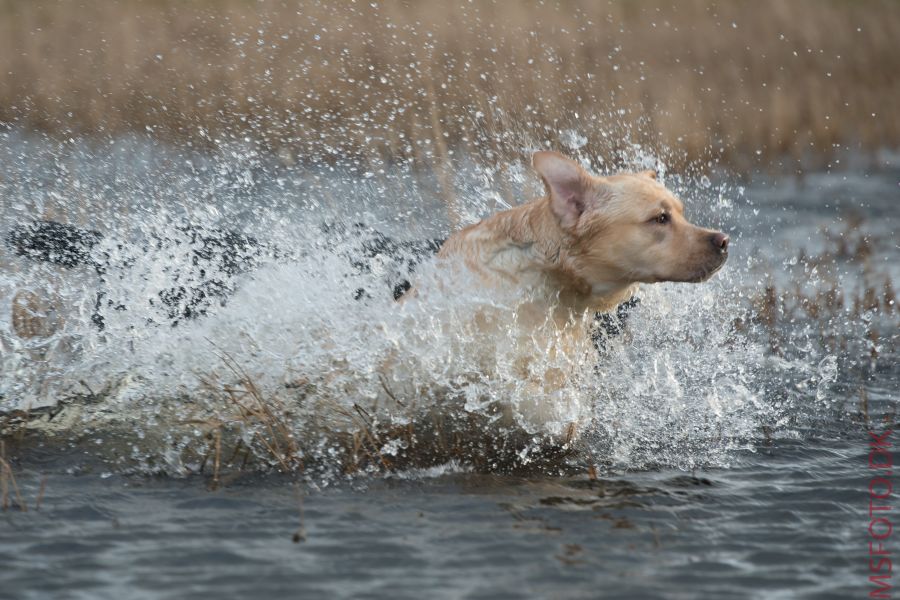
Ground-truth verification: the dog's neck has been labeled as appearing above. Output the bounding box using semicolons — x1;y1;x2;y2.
439;196;637;318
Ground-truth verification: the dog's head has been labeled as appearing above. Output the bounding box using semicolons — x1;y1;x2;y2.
533;151;728;289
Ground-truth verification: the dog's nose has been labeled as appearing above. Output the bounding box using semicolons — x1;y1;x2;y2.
710;232;729;251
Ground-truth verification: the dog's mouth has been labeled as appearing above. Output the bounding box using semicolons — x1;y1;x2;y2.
685;252;728;283
647;250;728;284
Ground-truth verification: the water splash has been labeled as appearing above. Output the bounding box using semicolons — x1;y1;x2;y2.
0;126;878;479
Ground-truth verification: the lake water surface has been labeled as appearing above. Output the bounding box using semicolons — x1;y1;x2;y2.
1;133;897;598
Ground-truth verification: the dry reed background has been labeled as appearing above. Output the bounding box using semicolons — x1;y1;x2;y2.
0;0;897;171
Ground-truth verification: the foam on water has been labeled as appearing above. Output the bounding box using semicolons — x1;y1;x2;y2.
0;128;868;479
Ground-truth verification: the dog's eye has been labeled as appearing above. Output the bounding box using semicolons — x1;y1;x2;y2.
654;213;670;224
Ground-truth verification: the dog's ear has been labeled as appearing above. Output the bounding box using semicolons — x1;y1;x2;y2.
532;151;593;231
638;169;657;180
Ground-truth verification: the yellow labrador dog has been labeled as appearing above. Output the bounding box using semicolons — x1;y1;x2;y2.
7;150;728;447
424;151;729;440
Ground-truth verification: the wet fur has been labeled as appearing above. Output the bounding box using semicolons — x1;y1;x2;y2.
438;151;728;315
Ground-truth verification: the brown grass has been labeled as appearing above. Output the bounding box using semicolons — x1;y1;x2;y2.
164;337;584;483
0;0;897;171
191;347;303;487
191;361;571;482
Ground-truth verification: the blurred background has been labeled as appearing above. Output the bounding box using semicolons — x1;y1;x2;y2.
0;0;897;174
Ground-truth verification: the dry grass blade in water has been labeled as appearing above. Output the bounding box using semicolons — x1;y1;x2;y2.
200;344;303;474
0;441;27;512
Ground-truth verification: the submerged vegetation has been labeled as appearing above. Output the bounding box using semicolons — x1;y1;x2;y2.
747;217;898;358
0;0;897;171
